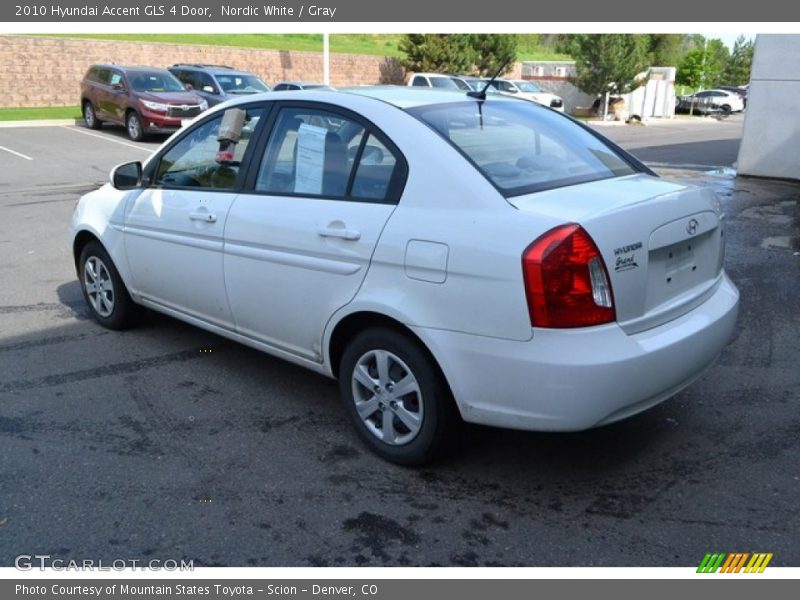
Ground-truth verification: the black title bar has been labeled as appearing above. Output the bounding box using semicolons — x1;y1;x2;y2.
3;0;800;22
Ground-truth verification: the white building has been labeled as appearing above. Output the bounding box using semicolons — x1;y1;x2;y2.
737;34;800;180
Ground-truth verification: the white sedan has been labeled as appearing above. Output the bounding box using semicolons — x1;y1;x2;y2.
70;88;739;464
677;89;745;114
487;78;565;111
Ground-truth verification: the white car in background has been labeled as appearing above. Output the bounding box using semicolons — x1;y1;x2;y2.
70;88;738;464
486;78;565;112
677;89;745;114
407;73;472;90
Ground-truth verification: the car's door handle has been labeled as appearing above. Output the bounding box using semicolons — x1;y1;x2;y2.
189;211;217;223
317;227;361;241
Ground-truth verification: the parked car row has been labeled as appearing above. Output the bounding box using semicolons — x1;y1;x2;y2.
80;62;331;140
407;72;565;112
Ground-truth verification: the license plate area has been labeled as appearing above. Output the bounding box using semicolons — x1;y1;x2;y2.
645;229;721;311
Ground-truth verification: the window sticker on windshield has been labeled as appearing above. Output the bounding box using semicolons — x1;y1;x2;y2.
294;123;328;194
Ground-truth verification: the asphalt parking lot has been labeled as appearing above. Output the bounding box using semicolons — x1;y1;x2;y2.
596;113;745;167
0;119;798;567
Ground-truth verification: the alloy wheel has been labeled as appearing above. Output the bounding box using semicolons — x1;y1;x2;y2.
351;349;424;446
127;114;142;140
83;256;115;317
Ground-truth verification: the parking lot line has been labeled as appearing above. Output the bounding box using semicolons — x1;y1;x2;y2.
0;145;33;160
59;125;154;152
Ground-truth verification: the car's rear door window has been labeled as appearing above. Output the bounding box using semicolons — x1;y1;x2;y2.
254;106;405;203
109;71;124;87
408;100;636;196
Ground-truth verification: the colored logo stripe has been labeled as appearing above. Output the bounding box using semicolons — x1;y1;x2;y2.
697;553;725;573
721;553;749;573
745;553;773;573
697;552;773;573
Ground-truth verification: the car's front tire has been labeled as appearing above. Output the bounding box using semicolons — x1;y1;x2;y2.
339;327;460;465
126;111;146;142
83;101;102;130
78;241;141;330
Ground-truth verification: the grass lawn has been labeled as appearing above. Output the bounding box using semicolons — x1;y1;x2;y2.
0;106;81;121
34;34;405;56
33;34;571;61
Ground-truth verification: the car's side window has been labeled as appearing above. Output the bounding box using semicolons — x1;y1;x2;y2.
95;68;111;85
198;72;217;93
255;107;365;198
350;134;399;201
155;107;264;190
171;69;192;88
411;76;428;87
109;71;124;87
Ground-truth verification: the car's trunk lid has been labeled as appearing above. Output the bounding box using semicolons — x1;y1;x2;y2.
509;174;726;333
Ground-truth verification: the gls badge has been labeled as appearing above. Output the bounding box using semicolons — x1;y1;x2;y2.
613;241;642;272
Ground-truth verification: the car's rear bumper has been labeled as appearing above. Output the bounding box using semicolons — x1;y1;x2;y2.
414;272;739;431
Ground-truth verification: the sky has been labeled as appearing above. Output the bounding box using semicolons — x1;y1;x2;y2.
703;32;756;50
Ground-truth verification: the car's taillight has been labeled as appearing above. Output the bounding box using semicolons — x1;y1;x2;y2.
522;224;615;328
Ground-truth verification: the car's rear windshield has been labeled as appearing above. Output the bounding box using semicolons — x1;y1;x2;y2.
130;72;185;93
407;100;637;196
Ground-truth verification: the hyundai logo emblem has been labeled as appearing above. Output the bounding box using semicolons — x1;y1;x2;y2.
686;218;699;235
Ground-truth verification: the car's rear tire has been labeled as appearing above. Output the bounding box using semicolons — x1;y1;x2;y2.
78;241;141;330
126;111;146;142
83;101;101;130
338;327;460;465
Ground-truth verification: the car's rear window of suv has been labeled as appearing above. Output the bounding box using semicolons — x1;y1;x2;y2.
407;100;637;197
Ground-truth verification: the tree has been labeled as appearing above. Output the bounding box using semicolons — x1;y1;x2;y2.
676;48;706;90
398;34;517;76
723;36;755;85
647;34;685;67
677;38;730;90
559;34;650;96
470;34;518;76
703;39;730;87
398;34;475;75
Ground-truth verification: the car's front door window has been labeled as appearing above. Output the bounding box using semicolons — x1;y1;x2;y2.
155;107;263;190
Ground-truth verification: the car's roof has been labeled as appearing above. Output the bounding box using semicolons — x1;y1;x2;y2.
91;64;172;74
275;81;327;86
340;86;518;109
201;86;524;116
171;65;256;77
411;72;461;78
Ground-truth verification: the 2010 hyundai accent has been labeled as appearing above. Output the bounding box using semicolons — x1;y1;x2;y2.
69;87;739;464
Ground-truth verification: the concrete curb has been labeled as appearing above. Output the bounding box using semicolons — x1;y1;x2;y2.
0;119;82;128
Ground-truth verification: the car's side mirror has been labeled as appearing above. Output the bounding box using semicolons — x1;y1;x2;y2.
184;83;194;90
111;161;143;190
112;83;125;92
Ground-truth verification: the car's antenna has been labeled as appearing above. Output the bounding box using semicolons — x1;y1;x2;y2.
467;59;511;101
